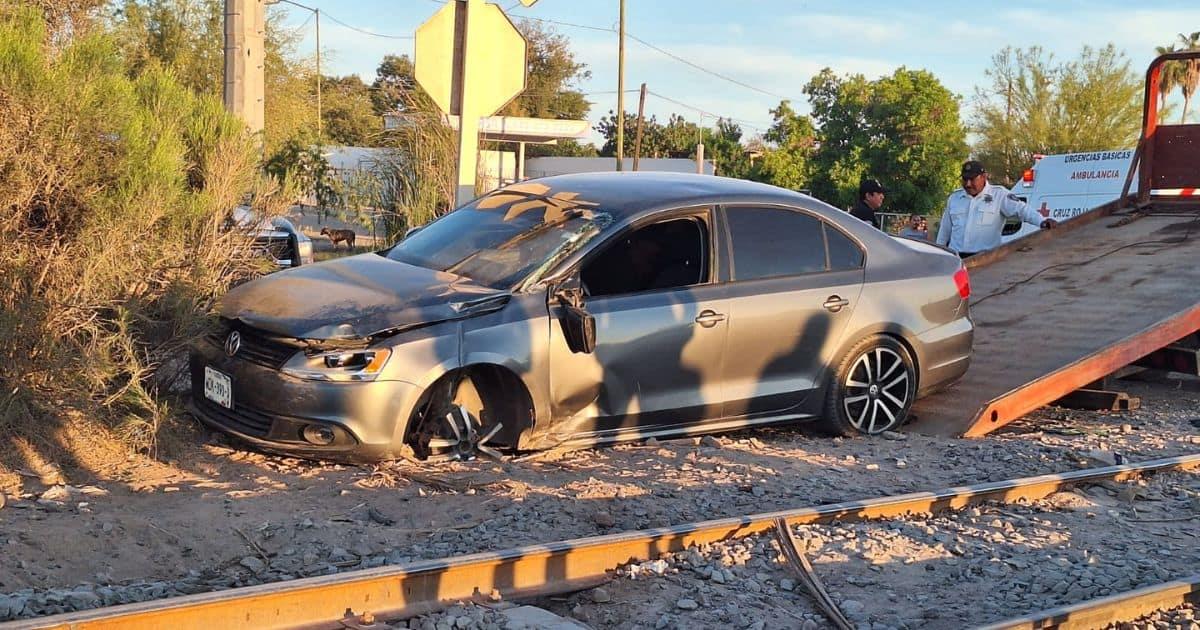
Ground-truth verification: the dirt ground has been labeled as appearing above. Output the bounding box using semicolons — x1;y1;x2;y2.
1;378;1198;623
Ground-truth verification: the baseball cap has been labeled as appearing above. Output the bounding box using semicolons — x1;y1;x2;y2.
961;160;987;178
859;178;886;195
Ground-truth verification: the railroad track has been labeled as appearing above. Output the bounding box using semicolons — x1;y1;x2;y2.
978;575;1200;629
5;453;1198;630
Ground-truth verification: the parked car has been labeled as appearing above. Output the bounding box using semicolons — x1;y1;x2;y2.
191;173;973;462
230;205;314;268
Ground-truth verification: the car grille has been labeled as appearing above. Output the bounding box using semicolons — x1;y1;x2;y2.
207;323;301;369
195;397;274;438
253;235;294;261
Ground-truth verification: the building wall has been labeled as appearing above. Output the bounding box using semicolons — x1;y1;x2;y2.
524;157;716;179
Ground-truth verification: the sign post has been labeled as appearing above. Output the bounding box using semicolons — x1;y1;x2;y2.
415;0;528;207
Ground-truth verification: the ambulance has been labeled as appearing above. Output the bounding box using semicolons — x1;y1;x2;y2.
1001;149;1137;243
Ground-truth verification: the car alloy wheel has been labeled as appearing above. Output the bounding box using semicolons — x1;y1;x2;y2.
842;346;911;434
408;374;505;461
430;404;504;461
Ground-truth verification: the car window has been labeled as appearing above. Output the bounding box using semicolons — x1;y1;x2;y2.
726;207;826;280
581;217;709;297
825;223;864;270
385;185;612;289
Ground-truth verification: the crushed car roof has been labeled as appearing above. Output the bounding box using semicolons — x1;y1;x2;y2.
478;172;818;221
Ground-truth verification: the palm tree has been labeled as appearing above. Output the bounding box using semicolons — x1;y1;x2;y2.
1155;44;1183;119
1178;31;1200;123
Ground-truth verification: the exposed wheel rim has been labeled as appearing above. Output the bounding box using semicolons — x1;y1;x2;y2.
842;347;910;434
415;404;504;461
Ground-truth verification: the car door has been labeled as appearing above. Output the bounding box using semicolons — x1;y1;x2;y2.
718;205;865;418
547;210;730;437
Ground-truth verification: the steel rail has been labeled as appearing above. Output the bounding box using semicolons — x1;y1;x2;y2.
975;574;1200;630
6;453;1199;630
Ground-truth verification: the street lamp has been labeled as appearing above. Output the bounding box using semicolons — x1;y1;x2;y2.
267;0;321;142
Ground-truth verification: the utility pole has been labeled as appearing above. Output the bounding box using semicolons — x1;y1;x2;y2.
223;0;266;139
315;7;321;142
267;0;322;142
632;82;646;171
1004;76;1012;183
615;0;625;171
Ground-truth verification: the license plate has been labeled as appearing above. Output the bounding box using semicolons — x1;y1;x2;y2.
203;366;233;409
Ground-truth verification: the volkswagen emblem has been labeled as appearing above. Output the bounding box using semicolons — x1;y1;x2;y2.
224;331;242;357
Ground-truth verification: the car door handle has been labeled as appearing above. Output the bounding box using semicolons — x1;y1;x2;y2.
823;295;850;313
694;310;726;328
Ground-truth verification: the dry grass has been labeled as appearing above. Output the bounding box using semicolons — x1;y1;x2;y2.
0;8;274;492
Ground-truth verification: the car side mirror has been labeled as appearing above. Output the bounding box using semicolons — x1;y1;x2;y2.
555;288;595;354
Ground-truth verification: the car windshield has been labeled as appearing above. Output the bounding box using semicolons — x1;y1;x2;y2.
384;183;612;289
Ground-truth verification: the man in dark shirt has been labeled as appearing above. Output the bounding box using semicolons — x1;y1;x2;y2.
851;178;886;229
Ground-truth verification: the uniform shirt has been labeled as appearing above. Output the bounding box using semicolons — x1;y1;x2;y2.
935;183;1045;253
850;199;879;229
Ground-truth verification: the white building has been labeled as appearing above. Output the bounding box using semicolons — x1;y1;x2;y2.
524;157;716;179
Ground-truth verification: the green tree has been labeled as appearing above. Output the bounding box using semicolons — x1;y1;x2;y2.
750;100;816;191
1;6;262;466
109;0;321;155
703;118;751;178
1154;44;1185;122
263;138;339;212
596;111;655;157
869;69;969;214
806;68;966;213
501;20;591;121
596;111;703;159
1179;31;1200;122
320;74;380;146
109;0;224;93
971;45;1142;185
370;54;426;115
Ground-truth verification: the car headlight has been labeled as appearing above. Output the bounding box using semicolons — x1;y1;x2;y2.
282;348;391;382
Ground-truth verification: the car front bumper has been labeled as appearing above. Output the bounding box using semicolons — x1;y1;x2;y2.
189;338;422;462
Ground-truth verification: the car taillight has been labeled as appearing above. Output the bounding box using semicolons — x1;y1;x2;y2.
1021;168;1034;187
953;266;971;299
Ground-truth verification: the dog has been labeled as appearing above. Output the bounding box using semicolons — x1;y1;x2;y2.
320;226;356;249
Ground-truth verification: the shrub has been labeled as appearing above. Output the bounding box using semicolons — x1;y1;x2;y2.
0;7;261;477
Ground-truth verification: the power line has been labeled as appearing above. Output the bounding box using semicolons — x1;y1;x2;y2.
294;12;315;30
626;33;794;102
319;10;414;39
400;3;776;131
646;89;771;131
513;14;798;102
518;14;614;34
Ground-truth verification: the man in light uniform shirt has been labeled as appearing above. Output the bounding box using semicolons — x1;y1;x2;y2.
936;160;1057;258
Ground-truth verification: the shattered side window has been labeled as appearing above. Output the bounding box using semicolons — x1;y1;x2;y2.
385;183;611;289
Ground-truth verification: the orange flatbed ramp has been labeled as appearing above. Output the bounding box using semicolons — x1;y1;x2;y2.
911;200;1200;437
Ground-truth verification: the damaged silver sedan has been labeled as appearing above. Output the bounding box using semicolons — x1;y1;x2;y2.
190;172;973;461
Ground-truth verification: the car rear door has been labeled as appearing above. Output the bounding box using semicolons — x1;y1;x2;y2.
718;205;865;418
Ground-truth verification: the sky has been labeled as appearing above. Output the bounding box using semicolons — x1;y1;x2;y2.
274;0;1200;145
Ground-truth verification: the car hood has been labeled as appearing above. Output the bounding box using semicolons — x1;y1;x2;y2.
219;253;509;340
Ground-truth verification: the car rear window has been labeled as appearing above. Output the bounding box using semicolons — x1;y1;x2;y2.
726;207;826;280
825;224;864;270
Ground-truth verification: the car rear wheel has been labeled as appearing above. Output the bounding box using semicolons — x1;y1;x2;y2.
819;335;916;436
406;374;505;461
